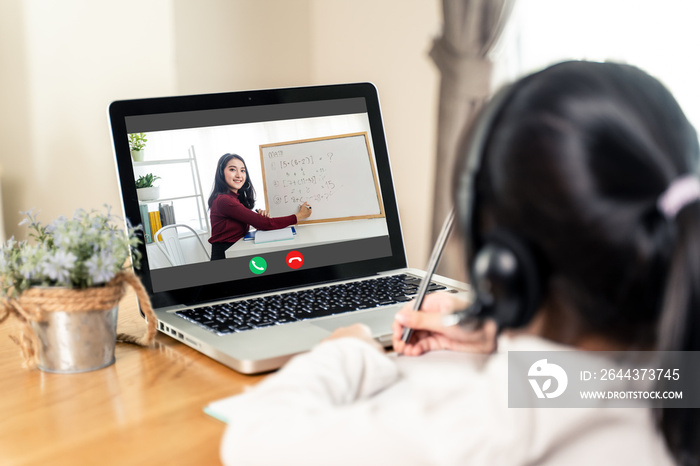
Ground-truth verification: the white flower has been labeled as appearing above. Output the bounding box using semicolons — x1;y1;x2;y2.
17;209;38;227
0;207;139;296
40;250;77;285
52;227;81;249
85;251;118;285
18;243;46;280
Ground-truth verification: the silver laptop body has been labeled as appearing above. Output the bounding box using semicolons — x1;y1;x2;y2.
109;83;468;374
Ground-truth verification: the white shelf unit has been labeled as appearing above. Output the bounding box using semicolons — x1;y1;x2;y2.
134;146;210;236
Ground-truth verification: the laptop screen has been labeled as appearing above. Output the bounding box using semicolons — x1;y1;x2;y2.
110;83;406;309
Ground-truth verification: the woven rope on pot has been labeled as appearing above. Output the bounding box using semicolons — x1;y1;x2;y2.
0;270;157;369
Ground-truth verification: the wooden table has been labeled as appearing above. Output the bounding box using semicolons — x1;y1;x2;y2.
0;290;266;465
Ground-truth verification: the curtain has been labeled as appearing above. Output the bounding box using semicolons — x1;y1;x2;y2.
430;0;514;282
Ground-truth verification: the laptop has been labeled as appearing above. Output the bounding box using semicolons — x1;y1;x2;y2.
109;82;468;374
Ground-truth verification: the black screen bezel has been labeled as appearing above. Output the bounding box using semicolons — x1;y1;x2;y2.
109;83;407;309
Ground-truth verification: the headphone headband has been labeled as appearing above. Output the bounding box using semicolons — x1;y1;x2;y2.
457;84;515;262
455;82;543;329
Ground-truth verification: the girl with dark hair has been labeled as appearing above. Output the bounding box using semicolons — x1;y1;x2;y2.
218;62;698;465
208;153;311;260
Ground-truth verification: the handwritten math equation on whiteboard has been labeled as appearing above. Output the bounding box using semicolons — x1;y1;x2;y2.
259;133;385;224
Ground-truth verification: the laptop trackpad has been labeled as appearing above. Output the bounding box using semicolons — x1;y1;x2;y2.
310;307;397;337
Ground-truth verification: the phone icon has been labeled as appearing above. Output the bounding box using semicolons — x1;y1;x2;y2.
249;257;267;275
286;251;304;270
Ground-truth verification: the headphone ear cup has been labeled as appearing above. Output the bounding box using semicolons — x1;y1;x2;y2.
469;230;541;329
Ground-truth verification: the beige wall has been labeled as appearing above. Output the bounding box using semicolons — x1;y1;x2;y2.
0;0;178;238
0;0;31;241
172;0;314;93
0;0;440;268
310;0;440;268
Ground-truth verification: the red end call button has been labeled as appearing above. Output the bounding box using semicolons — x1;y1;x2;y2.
286;251;304;269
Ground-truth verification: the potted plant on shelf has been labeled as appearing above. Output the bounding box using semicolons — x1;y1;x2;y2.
0;208;156;373
128;133;148;162
136;173;161;201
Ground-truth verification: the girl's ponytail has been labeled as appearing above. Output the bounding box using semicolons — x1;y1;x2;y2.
655;195;700;465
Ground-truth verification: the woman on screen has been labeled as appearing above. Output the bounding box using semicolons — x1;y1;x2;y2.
208;153;312;260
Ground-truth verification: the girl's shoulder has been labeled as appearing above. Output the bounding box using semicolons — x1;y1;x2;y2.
212;192;240;206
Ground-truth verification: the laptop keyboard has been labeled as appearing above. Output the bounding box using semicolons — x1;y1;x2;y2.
174;274;447;335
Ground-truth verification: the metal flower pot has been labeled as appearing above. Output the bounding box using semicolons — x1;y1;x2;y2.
31;306;118;373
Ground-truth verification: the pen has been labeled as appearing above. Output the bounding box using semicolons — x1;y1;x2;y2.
401;207;456;343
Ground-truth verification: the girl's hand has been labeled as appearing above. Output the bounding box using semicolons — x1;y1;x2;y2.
392;293;498;356
322;323;384;351
295;202;312;222
257;209;271;218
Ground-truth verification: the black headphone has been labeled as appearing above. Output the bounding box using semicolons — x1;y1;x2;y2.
454;83;544;330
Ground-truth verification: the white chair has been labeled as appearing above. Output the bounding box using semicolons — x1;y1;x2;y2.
153;224;210;266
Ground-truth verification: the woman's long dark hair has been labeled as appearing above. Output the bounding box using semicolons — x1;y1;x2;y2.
464;61;700;464
208;153;256;210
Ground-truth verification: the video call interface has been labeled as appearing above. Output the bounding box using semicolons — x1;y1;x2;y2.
125;97;394;293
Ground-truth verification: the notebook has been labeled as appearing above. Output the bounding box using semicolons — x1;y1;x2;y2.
254;227;294;244
109;82;468;374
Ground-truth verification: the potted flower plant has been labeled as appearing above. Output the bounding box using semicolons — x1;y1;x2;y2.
128;132;148;162
0;208;156;373
135;173;161;201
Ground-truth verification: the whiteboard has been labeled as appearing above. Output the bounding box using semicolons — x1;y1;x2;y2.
259;132;385;224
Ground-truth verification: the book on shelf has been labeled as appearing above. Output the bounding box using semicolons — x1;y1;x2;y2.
158;201;176;227
149;211;163;242
139;204;152;243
